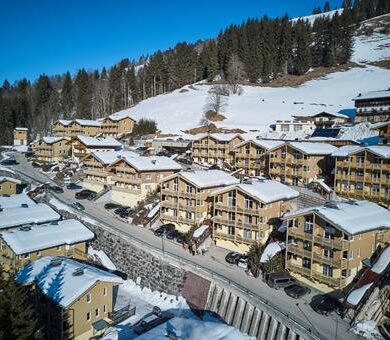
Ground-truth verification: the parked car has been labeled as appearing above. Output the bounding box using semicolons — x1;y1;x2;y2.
177;158;192;165
284;284;311;299
237;255;249;269
310;295;340;316
50;186;64;193
71;202;85;211
104;203;123;210
66;183;82;190
0;159;18;166
208;164;220;170
175;233;185;244
31;162;41;168
166;229;180;240
154;223;175;237
75;189;97;200
225;252;242;265
114;207;133;215
265;271;295;290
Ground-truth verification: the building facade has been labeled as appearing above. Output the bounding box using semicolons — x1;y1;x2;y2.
354;89;390;123
160;170;239;233
209;179;299;253
293;112;349;128
333;145;390;208
30;136;71;163
100;115;135;138
371;121;390;145
274;120;315;133
13;127;28;146
283;201;390;291
268;142;337;186
0;177;21;195
71;136;122;163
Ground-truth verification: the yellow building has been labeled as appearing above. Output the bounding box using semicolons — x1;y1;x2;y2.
30;136;71;163
332;145;390;208
268;142;337;186
0;219;94;273
371;121;390;145
160;170;239;233
192;133;244;166
101;114;136;137
13;127;28;146
209;178;299;253
52;119;73;136
233;139;284;177
109;156;181;207
17;257;123;340
283;200;390;291
0;177;21;195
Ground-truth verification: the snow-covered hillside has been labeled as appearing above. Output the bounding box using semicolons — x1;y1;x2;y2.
291;9;343;25
111;14;390;134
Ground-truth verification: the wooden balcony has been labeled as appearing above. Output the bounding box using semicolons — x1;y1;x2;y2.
213;217;236;226
178;216;197;225
160;200;178;209
287;244;312;258
112;176;142;185
178;204;197;212
84;169;109;177
235;234;257;245
313;235;345;250
213;232;236;242
288;228;313;241
112;185;141;195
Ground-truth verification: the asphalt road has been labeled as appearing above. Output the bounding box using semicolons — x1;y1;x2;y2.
9;152;360;340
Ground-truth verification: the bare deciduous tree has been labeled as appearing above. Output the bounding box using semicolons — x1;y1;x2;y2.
227;53;246;94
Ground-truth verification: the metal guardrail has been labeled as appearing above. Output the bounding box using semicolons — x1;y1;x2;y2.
14;165;323;340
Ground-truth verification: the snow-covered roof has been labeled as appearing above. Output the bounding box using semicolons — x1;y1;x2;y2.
0;193;35;209
57;119;73;126
88;248;117;270
16;256;122;308
116;156;182;172
15;127;28;131
284;200;390;235
293;111;349;119
210;179;299;204
289;142;337;155
147;203;160;218
312;179;332;193
332;145;390;159
234;139;284;151
193;225;209;238
107;113;136;122
176;170;239;189
0;203;60;230
195;133;242;142
371;246;390;274
0;219;94;255
88;150;137;165
371;121;390;130
74;119;102;127
346;283;373;306
77;135;122;148
0;176;21;185
260;242;282;263
42;136;70;145
354;89;390;101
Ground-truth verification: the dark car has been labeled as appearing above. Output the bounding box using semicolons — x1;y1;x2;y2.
104;203;123;210
225;252;242;265
175;233;185;244
71;202;85;211
114;207;132;215
265;271;295;290
66;183;83;190
50;186;64;193
0;159;18;166
166;229;180;240
75;189;97;200
177;158;192;165
31;162;41;168
154;223;175;237
284;284;311;299
310;295;340;316
208;164;220;170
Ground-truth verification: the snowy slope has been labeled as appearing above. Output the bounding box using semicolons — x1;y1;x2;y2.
291;9;343;25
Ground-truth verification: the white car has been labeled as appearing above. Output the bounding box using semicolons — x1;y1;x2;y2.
237;256;248;269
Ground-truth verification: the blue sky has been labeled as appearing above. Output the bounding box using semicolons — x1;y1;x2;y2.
0;0;341;83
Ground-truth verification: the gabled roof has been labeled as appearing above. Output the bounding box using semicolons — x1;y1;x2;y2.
112;156;181;172
370;121;390;130
195;133;243;142
85;150;137;165
76;135;122;148
42;136;70;145
16;257;122;308
74;119;101;127
284;200;390;235
106;113;136;122
1;219;94;255
56;119;73;126
210;179;299;204
332;145;390;159
353;89;390;101
0;176;21;185
293;111;349;119
166;170;239;189
288;142;337;155
234;139;284;151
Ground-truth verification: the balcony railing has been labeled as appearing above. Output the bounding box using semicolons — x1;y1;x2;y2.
288;228;313;241
112;176;142;185
313;235;345;250
213;232;236;242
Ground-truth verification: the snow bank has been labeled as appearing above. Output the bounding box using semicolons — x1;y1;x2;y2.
352;320;382;339
260;242;282;263
88;246;117;270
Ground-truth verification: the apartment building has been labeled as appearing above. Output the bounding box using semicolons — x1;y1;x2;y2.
293;111;350;128
52;119;73;136
209;178;299;253
52;119;102;137
371;121;390;145
17;257;123;340
13;127;28;146
30;136;71;163
109;156;182;206
332;145;390;207
233;139;284;176
100;114;135;137
192;133;244;166
268;142;337;186
283;200;390;291
72;135;122;162
160;170;239;233
0;219;94;273
273;120;315;133
0;176;21;195
354;89;390;123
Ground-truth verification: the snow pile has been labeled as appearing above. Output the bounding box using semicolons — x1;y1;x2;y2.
338;123;378;141
346;283;373;306
352;320;382;339
260;242;282;263
88;246;117;270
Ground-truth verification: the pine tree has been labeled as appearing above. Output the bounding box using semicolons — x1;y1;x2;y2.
294;20;311;75
75;69;92;118
324;1;331;12
61;71;73;119
204;41;219;82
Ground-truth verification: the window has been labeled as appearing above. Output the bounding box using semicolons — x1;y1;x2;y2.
243;229;252;239
324;224;335;239
304;216;313;234
103;288;107;296
185;212;192;220
36;251;41;257
95;308;99;317
302;257;311;269
186;185;192;193
343;250;353;259
21;254;30;259
356;169;364;177
228;191;236;207
103;305;106;313
228;212;235;222
303;241;311;250
341;269;351;277
355;182;363;190
56;246;61;251
244;195;253;209
87;312;91;321
323;265;333;277
227;226;235;236
323;248;334;259
371;184;380;194
86;293;91;303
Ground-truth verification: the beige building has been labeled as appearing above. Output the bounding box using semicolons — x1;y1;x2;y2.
332;145;390;207
101;114;136;137
354;89;390;123
160;170;239;233
52;119;73;136
17;257;123;340
0;219;94;273
30;136;71;163
0;177;21;195
109;156;182;207
53;119;102;137
371;121;390;145
233;139;284;177
72;135;122;162
192;133;244;166
209;178;299;253
268;142;337;186
293;111;350;128
274;119;315;133
13;127;28;146
283;200;390;291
